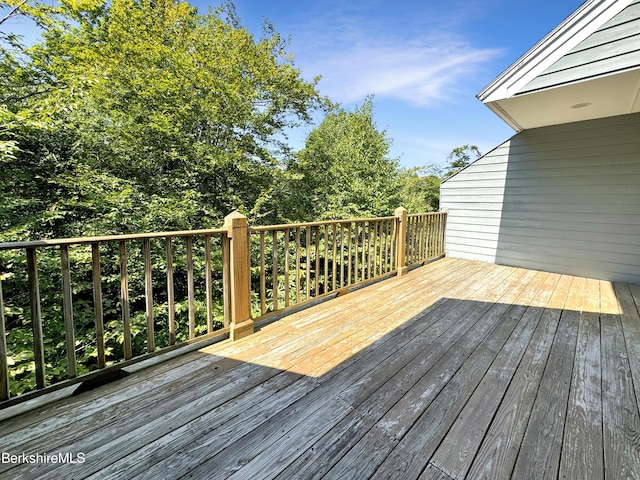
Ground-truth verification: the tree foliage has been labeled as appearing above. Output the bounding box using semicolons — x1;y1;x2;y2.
397;165;442;213
0;0;327;395
444;144;481;177
282;98;402;220
0;0;481;397
1;0;326;240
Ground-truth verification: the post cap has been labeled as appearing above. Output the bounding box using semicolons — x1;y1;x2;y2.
223;210;248;227
394;207;408;216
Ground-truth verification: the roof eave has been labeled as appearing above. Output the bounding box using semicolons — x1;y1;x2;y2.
477;0;632;104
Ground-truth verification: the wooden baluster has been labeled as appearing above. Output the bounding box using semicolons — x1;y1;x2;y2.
186;236;195;340
315;226;320;297
0;280;9;400
272;230;278;311
429;215;436;258
378;221;384;275
423;215;430;260
413;216;419;262
361;222;367;281
324;224;329;294
26;248;46;387
371;221;377;278
339;224;345;288
143;239;155;351
427;215;431;258
377;220;382;276
424;215;429;259
222;233;231;328
412;217;418;263
305;227;311;301
382;220;388;274
166;237;176;344
387;219;392;272
415;216;420;261
260;231;266;315
415;216;421;261
295;227;301;304
90;244;106;368
390;216;397;272
395;207;408;275
284;228;290;307
332;224;338;292
119;241;133;358
431;214;436;257
433;213;446;257
366;222;372;279
347;223;353;286
60;245;77;377
205;235;214;333
354;222;360;283
441;212;447;256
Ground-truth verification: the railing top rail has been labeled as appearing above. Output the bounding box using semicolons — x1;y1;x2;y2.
407;212;446;218
250;216;398;232
0;228;229;251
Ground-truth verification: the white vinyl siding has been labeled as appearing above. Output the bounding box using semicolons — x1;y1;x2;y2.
440;113;640;284
519;0;640;93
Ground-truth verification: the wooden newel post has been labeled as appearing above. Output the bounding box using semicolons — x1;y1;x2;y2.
395;207;408;276
224;211;255;341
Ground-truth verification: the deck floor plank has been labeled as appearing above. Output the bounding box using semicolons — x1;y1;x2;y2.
269;267;522;480
91;262;493;480
509;276;579;480
427;271;549;479
600;280;640;480
167;264;516;480
464;289;563;478
559;277;603;480
359;272;538;480
614;282;640;419
1;259;638;480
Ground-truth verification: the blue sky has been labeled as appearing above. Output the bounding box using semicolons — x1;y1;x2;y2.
6;0;586;169
222;0;585;169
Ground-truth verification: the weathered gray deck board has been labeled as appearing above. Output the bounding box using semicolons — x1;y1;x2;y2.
510;298;579;479
465;275;563;480
367;270;553;480
600;278;640;480
427;271;548;479
558;278;603;480
1;259;639;480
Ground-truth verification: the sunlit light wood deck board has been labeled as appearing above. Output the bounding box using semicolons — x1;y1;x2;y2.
1;258;639;480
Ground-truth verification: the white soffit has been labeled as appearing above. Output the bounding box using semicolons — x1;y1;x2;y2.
485;69;640;130
478;0;633;105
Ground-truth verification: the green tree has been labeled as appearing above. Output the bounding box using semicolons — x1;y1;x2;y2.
0;0;327;396
397;165;442;212
444;144;481;177
1;0;327;241
283;98;401;221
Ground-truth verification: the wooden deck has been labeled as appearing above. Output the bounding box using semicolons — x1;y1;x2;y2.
1;258;639;479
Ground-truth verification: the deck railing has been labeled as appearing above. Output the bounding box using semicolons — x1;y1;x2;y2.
406;212;448;267
0;208;446;406
251;216;398;318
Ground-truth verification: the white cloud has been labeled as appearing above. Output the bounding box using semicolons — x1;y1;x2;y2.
304;38;503;106
279;1;505;108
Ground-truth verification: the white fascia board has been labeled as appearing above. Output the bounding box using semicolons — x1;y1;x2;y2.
478;0;632;104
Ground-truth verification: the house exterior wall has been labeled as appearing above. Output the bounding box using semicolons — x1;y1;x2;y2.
440;112;640;285
519;0;640;94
